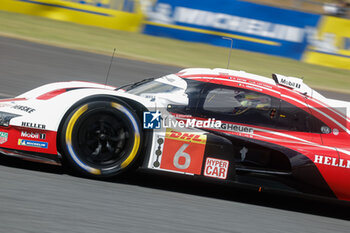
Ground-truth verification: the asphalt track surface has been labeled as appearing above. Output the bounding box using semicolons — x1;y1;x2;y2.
1;36;350;233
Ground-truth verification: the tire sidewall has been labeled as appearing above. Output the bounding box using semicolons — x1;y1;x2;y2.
61;98;142;178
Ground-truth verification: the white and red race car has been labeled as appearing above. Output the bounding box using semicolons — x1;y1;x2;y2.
0;68;349;201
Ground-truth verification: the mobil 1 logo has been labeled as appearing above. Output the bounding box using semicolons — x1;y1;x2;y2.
21;131;46;140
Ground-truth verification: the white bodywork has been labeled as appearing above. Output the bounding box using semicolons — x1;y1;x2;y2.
1;81;155;131
0;74;189;133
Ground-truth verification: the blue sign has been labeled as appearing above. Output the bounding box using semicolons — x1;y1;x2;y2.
18;139;48;149
143;111;161;129
143;0;321;60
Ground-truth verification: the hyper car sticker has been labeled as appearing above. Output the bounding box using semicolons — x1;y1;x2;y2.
204;157;229;179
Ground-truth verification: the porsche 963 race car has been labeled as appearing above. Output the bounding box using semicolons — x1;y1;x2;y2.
0;68;349;201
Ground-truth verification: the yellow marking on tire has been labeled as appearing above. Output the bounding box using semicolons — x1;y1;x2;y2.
65;104;101;175
111;102;141;169
66;104;88;144
121;134;140;169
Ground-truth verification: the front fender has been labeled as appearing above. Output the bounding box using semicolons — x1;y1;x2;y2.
9;87;155;132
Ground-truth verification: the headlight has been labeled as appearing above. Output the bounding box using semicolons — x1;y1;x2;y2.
0;111;20;127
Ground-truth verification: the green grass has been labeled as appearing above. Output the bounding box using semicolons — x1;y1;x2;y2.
1;10;350;93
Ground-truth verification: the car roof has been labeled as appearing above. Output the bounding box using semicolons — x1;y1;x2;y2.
176;68;350;118
178;68;276;85
177;67;321;98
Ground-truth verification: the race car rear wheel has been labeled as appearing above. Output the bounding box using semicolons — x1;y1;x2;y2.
61;100;142;178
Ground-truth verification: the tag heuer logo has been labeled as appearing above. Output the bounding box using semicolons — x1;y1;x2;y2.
0;132;8;144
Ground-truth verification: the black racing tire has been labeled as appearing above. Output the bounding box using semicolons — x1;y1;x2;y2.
60;99;142;178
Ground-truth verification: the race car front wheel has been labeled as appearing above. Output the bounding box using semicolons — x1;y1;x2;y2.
61;100;142;178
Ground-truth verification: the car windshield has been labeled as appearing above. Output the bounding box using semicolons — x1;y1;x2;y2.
126;80;181;95
126;75;186;96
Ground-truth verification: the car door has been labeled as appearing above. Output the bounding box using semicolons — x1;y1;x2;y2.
196;82;332;170
195;82;297;173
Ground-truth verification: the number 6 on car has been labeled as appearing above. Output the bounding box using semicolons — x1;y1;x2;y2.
173;144;191;170
160;129;207;175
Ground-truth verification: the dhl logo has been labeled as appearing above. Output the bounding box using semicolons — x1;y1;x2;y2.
166;129;207;144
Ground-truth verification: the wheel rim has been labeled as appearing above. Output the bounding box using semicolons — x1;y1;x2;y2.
73;109;134;169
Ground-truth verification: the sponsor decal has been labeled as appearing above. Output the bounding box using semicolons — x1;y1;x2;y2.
245;85;263;92
218;123;254;134
321;126;331;134
166;130;207;144
273;74;304;90
280;78;301;89
314;155;350;169
173;113;192;119
204;157;229;179
143;95;156;101
18;139;48;149
21;131;46;140
12;105;35;113
159;128;207;174
143;111;161;129
0;132;8;144
333;128;339;136
147;4;308;43
21;122;46;129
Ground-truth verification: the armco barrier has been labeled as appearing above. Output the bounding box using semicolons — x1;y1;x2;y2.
143;0;321;60
0;0;143;32
303;16;350;71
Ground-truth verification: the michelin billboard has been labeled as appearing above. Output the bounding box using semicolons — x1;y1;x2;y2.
143;0;321;60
